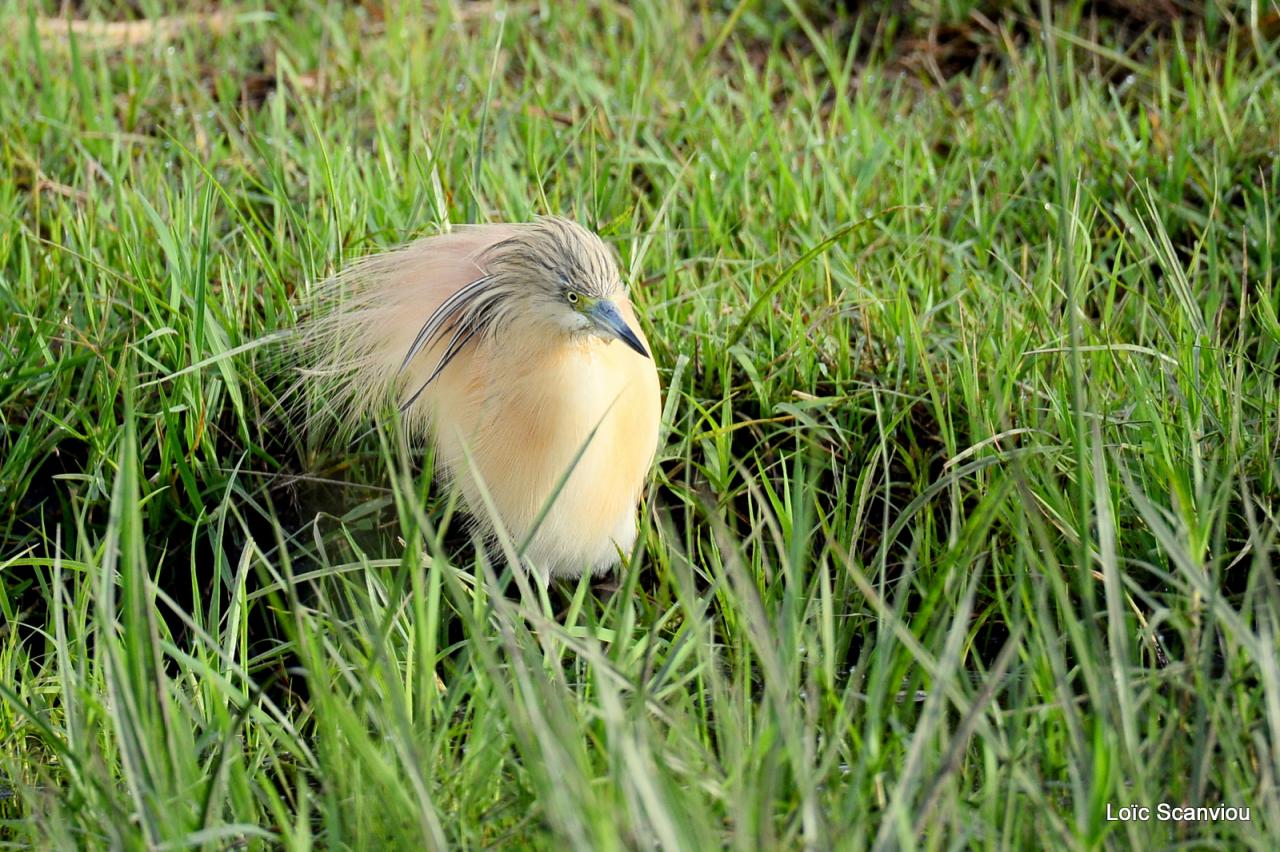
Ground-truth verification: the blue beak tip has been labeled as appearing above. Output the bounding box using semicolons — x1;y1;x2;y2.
594;302;651;359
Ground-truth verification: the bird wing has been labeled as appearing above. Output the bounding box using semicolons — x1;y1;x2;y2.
296;224;521;435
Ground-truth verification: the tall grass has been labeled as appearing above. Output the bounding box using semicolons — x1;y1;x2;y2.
2;0;1278;847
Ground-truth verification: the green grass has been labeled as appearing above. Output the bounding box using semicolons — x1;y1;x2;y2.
3;0;1279;847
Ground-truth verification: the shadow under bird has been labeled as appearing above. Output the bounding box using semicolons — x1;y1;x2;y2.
299;217;661;577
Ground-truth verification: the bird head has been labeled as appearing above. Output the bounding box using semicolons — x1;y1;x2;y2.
482;217;650;359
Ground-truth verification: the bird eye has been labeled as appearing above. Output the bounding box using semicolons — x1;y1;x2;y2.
566;291;579;304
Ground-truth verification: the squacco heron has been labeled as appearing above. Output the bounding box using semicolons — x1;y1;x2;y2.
301;217;661;577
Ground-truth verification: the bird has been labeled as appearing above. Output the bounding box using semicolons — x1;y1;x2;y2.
297;216;661;578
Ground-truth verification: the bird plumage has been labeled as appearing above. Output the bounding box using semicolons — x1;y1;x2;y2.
298;217;661;577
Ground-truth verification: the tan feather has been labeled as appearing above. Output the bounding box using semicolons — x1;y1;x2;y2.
297;219;661;577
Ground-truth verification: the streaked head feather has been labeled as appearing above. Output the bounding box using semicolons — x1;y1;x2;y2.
294;217;624;439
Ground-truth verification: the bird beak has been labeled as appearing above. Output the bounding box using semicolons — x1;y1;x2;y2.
589;300;650;359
